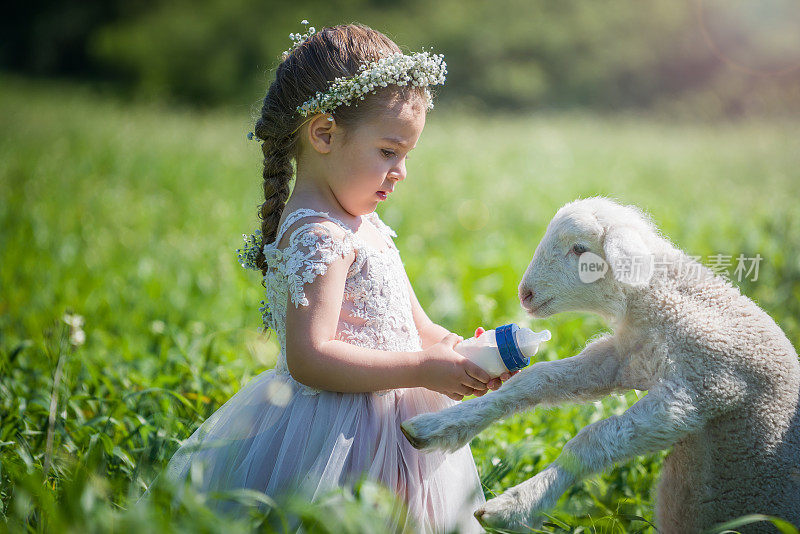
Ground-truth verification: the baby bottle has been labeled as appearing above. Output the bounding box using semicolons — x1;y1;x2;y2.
454;323;551;378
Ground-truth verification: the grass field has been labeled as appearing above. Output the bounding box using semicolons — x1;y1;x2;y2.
2;76;799;532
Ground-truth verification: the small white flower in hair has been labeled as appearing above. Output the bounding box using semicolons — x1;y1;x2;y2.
284;19;317;57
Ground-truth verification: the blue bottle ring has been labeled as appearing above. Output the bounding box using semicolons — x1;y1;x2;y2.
495;323;530;371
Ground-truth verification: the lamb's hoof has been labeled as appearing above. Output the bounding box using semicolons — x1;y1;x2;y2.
474;498;540;532
474;507;513;531
401;411;474;452
400;421;428;449
473;507;490;527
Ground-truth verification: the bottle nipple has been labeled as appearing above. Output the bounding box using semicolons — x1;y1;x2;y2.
515;328;552;359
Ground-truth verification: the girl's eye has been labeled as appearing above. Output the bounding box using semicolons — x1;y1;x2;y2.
572;244;589;255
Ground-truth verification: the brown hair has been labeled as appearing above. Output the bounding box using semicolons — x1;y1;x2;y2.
253;23;427;275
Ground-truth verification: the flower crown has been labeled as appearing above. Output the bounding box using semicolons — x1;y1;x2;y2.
296;50;447;117
280;20;446;118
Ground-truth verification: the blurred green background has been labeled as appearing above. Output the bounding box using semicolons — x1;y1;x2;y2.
2;1;800;532
4;0;800;114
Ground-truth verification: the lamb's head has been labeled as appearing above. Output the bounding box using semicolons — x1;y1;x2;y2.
519;197;662;321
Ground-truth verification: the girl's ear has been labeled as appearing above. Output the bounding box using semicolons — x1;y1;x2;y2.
602;226;654;286
307;114;337;154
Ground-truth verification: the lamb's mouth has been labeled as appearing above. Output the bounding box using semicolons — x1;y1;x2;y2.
527;296;554;316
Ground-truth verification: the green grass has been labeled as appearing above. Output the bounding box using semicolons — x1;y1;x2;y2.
1;76;799;532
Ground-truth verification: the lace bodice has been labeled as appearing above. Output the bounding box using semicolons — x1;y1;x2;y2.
259;209;422;395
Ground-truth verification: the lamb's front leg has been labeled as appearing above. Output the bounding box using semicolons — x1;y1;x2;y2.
401;336;621;452
475;382;704;531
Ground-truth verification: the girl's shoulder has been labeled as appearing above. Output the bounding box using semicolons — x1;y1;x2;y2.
264;209;359;308
272;208;397;251
275;213;350;250
266;208;357;265
263;208;399;272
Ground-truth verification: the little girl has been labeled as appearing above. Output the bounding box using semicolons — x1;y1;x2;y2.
158;22;513;533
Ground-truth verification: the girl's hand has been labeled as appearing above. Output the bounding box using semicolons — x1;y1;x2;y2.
417;333;492;401
471;326;519;395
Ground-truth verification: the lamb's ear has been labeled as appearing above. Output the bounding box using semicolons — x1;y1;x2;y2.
602;226;654;286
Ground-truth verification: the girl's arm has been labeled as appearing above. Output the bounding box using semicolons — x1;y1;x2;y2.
401;269;513;393
283;221;492;399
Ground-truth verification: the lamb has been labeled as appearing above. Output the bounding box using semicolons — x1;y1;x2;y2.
400;197;800;533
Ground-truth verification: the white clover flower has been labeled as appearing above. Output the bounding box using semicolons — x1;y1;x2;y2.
63;313;86;346
62;313;84;329
70;329;86;347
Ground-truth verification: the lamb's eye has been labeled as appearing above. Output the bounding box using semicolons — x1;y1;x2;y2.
381;149;395;158
572;244;589;255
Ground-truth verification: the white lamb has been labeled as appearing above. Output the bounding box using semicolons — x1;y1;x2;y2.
401;197;800;533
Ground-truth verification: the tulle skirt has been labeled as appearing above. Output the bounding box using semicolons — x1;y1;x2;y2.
153;368;486;533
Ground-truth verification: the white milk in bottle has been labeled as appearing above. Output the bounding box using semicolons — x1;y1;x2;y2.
454;323;551;378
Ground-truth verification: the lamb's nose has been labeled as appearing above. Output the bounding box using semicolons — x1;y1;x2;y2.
518;284;534;304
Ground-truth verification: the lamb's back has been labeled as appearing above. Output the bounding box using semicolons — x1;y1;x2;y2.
649;273;800;530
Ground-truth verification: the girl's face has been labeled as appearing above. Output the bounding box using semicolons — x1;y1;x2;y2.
327;98;426;216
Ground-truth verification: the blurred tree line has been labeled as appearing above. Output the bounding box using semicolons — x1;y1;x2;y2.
3;0;799;116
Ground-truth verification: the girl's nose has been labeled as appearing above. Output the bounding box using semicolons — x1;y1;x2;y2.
389;160;406;181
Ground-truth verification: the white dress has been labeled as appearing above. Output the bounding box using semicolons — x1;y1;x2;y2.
156;208;485;533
